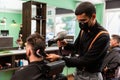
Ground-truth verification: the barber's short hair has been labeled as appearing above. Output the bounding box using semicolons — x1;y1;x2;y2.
112;34;120;43
75;2;96;18
26;33;45;57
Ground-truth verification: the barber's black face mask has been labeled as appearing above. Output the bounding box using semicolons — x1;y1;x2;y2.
79;22;89;32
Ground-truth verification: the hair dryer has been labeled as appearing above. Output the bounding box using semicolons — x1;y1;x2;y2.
48;31;67;46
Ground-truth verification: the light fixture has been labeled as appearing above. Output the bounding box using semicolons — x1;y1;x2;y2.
12;20;16;24
11;20;18;27
0;17;6;23
0;17;6;26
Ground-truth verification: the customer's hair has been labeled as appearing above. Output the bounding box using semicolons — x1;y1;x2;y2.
112;34;120;43
26;33;46;58
75;2;96;18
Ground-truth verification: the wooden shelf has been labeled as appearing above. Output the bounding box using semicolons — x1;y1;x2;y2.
22;1;46;45
31;18;46;21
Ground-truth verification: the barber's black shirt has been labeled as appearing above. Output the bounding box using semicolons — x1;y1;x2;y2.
11;61;46;80
63;21;110;73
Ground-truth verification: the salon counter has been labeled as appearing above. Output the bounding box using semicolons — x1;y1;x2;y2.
0;46;75;80
0;46;59;57
0;36;13;49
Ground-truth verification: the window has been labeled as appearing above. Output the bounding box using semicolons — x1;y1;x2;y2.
46;7;75;43
105;9;120;36
55;14;75;35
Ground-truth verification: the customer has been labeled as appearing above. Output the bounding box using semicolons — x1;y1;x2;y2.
11;33;48;80
102;34;120;80
47;1;110;80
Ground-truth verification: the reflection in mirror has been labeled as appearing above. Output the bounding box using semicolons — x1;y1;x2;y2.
0;0;24;49
0;0;75;49
0;0;26;49
46;7;75;45
46;6;56;43
31;5;37;34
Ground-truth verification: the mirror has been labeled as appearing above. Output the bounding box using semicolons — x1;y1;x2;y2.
0;0;75;49
0;0;24;49
46;7;75;45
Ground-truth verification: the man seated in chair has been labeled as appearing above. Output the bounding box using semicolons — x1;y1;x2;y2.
102;34;120;80
11;33;49;80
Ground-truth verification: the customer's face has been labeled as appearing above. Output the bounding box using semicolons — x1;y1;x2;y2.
110;38;118;47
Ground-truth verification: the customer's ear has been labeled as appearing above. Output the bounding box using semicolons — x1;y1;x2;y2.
26;48;31;57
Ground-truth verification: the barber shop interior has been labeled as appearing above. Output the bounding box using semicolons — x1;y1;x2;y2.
0;0;120;80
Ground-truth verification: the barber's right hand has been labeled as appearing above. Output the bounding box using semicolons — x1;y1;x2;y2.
57;40;67;47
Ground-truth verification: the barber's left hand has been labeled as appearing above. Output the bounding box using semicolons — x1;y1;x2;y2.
46;54;60;61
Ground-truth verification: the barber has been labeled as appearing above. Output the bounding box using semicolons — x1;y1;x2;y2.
46;1;110;80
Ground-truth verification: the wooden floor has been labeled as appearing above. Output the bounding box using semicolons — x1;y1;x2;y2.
67;74;74;80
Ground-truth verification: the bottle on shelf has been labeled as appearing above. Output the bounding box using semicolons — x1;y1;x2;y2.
32;15;42;20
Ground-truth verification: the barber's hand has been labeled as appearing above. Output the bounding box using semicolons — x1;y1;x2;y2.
104;66;108;72
46;54;60;61
57;40;67;47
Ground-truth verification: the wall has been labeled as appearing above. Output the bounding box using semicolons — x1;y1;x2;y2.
37;0;76;10
0;12;22;47
0;70;14;80
96;3;105;25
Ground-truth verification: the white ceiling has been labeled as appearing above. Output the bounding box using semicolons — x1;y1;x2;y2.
0;0;24;12
0;0;105;12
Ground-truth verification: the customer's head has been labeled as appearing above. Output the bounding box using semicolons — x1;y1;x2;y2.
75;2;96;31
25;33;46;62
110;34;120;47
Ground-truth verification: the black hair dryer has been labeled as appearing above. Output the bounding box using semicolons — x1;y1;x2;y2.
48;31;67;55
